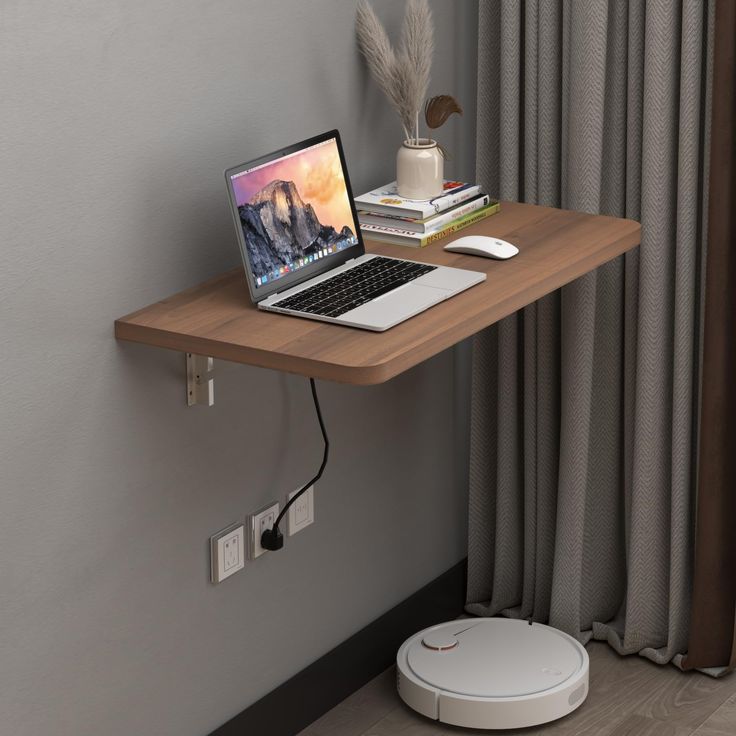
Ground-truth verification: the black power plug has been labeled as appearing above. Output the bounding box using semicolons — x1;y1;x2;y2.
257;378;329;554
261;526;284;551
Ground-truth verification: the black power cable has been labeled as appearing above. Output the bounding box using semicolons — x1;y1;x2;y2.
261;378;329;551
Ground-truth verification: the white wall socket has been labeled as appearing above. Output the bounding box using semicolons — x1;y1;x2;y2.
210;523;245;583
248;501;280;559
288;485;314;536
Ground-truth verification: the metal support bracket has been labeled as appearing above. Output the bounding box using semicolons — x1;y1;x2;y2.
186;353;214;407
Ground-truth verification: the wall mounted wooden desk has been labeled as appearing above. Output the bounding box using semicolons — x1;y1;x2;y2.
114;201;640;385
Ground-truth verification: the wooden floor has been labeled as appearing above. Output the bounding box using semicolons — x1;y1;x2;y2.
297;642;736;736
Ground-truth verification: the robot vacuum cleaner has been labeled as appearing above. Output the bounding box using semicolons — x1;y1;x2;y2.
396;618;589;730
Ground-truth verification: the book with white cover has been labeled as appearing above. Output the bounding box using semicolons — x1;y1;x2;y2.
354;180;481;219
358;194;490;233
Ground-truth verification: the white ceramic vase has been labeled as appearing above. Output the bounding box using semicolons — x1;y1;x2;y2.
396;139;443;199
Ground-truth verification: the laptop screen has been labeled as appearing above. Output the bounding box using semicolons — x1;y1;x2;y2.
228;135;360;292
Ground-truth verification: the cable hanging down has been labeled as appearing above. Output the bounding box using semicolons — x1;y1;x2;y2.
261;378;329;551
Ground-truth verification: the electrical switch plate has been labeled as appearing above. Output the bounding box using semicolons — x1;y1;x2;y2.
248;502;280;559
288;485;314;536
210;523;245;583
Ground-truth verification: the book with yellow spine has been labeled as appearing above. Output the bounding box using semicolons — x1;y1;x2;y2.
360;201;501;247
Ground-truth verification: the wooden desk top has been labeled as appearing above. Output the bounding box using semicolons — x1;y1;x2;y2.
115;202;640;385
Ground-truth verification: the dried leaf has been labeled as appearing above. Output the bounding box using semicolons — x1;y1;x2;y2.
424;95;463;129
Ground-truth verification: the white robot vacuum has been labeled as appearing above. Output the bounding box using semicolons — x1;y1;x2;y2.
397;618;589;729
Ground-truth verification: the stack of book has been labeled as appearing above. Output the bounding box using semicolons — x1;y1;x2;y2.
354;180;500;247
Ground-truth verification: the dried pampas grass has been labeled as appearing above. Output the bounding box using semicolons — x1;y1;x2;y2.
355;0;411;140
400;0;433;141
356;0;434;143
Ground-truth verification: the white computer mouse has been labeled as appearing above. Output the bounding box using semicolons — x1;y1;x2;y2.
444;235;519;260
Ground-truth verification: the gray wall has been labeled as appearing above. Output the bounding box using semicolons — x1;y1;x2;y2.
0;2;477;734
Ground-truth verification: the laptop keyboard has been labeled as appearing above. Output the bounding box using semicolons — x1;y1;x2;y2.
271;257;437;318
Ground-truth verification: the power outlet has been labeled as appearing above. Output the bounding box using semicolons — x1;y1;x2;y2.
210;523;245;583
288;485;314;536
248;502;280;559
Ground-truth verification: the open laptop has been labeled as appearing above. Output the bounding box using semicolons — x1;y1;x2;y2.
225;130;485;332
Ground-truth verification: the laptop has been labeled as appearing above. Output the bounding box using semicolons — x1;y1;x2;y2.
225;130;485;332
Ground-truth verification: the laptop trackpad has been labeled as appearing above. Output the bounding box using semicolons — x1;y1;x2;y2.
338;284;445;331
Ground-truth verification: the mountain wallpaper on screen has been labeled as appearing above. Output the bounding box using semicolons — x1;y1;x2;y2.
238;180;354;279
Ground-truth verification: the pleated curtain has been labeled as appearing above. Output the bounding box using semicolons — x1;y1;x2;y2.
467;0;713;667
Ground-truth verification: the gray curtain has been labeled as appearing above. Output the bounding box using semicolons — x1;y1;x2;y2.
467;0;713;667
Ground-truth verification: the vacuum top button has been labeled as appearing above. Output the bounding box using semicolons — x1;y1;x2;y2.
422;632;459;651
